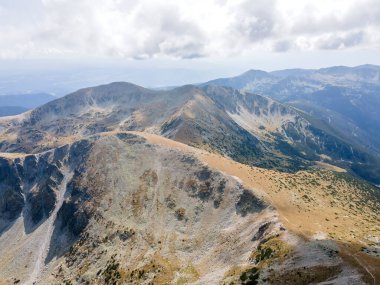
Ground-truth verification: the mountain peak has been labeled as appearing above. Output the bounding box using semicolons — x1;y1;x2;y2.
171;84;201;93
240;69;271;78
82;81;148;93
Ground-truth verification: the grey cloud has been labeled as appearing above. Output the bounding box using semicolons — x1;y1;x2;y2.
273;40;293;52
30;1;206;59
318;31;365;50
230;0;277;42
130;5;206;58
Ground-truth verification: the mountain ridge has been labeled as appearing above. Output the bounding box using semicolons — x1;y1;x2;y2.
1;82;379;184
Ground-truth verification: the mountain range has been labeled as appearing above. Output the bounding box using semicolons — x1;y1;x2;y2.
1;81;379;184
204;65;380;162
0;67;379;284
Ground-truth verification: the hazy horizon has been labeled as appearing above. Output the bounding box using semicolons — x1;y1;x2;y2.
1;0;380;94
1;54;380;96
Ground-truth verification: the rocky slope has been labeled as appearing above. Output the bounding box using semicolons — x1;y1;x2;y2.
1;132;378;284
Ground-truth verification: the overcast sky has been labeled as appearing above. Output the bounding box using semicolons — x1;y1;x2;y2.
0;0;380;90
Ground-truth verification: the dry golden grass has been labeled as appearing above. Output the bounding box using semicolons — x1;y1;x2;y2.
0;152;27;159
314;161;346;172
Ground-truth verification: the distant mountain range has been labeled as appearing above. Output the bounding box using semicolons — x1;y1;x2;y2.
0;93;56;116
0;106;29;117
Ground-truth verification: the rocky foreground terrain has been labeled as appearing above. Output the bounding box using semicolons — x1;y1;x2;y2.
0;82;379;284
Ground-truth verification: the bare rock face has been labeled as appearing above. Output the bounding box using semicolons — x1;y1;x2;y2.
23;158;64;229
236;189;266;217
0;158;24;229
26;182;56;226
0;138;95;284
0;144;91;235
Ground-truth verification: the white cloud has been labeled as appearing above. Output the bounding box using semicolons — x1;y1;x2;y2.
0;0;379;59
